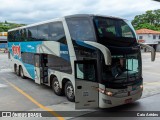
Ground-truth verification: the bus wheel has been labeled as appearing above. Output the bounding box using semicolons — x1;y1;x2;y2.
51;77;63;96
20;66;25;79
16;66;20;76
14;64;17;73
65;81;75;102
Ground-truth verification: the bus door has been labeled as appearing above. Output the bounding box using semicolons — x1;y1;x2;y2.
34;54;48;84
75;60;99;109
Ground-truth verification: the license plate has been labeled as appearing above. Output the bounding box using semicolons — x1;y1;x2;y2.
125;98;132;104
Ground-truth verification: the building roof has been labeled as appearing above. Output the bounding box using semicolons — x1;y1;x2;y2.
136;29;160;34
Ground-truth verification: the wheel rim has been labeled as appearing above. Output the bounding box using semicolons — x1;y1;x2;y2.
66;85;74;99
53;81;60;93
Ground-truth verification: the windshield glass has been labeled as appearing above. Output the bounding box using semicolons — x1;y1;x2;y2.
101;51;141;84
94;17;137;47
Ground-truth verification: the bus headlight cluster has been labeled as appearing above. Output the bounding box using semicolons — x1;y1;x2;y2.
106;91;113;96
97;88;113;96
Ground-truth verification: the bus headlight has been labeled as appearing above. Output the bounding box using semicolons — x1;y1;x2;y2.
98;88;105;94
97;88;113;96
105;91;113;96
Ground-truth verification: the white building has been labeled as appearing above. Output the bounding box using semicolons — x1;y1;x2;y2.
0;32;7;42
0;32;7;51
136;29;160;52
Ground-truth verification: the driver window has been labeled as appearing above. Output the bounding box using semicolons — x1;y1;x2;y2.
111;58;127;78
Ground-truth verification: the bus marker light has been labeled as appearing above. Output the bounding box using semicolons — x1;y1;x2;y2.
140;85;143;89
106;91;113;96
98;88;105;94
97;88;113;96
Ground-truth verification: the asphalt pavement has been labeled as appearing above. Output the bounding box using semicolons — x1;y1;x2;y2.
71;93;160;120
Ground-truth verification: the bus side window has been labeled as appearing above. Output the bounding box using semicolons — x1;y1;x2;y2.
48;22;67;45
66;18;95;41
27;27;38;41
20;29;27;41
37;24;49;41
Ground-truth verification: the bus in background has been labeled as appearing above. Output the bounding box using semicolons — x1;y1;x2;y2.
7;14;155;109
0;32;8;52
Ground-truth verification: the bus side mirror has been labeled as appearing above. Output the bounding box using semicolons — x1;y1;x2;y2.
139;43;156;61
84;41;112;65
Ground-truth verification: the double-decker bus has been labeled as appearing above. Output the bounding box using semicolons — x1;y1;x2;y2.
7;14;155;109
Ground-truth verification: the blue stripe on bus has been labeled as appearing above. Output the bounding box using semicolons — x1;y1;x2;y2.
23;63;35;79
8;41;43;79
8;41;43;53
60;43;70;61
75;40;95;50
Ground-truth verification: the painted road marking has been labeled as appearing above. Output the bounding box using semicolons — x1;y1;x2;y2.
144;81;160;85
143;71;160;76
2;78;64;120
0;84;7;88
0;69;12;73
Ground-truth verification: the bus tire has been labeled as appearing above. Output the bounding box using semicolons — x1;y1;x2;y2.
14;64;17;73
65;81;75;102
20;66;25;79
51;77;63;96
16;66;20;76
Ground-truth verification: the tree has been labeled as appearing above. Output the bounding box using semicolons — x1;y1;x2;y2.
5;20;8;24
0;27;4;32
132;9;160;31
0;22;25;32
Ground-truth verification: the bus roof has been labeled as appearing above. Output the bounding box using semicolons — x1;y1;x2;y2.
8;17;63;32
8;14;125;32
65;14;124;20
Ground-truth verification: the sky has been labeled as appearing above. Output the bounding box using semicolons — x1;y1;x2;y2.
0;0;159;24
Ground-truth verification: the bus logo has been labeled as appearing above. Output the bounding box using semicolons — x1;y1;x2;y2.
12;45;21;57
60;51;69;54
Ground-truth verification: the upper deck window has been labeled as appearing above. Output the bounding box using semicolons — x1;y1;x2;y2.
8;22;66;44
48;22;66;44
28;26;38;41
37;24;49;41
66;18;95;41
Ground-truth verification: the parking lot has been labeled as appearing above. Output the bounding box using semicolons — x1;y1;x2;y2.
0;52;160;119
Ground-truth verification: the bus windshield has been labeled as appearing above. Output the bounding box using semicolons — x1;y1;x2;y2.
94;17;137;47
101;51;142;84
